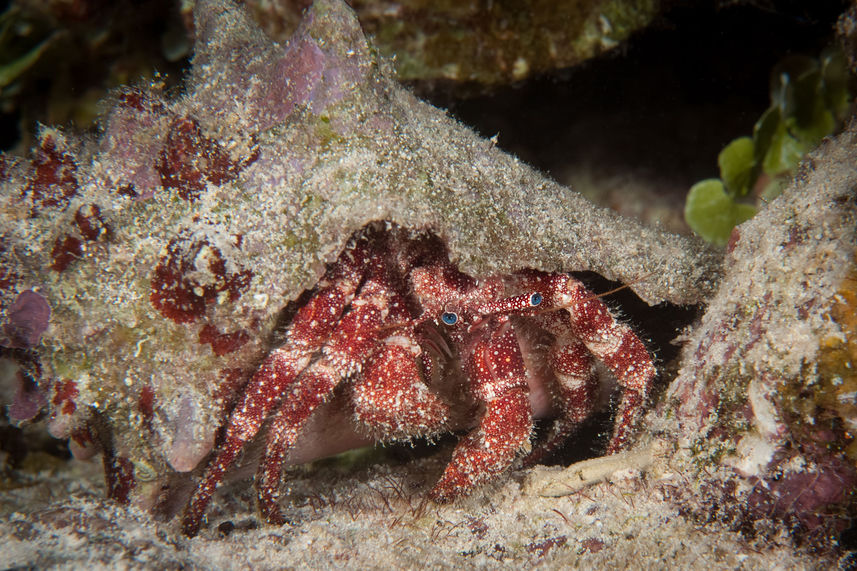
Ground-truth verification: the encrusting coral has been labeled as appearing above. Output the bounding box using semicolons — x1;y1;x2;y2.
658;125;857;545
0;0;716;513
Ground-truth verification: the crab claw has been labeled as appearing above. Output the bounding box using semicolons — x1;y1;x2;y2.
351;338;450;440
429;321;533;501
429;390;531;502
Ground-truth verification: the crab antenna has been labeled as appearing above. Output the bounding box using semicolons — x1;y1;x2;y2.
477;291;542;315
546;273;655;313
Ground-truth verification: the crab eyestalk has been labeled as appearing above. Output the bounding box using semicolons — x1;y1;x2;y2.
476;291;543;316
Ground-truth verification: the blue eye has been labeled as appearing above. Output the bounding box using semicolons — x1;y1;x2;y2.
529;293;543;306
441;312;458;325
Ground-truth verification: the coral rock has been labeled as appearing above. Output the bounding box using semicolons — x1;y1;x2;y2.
659;123;857;544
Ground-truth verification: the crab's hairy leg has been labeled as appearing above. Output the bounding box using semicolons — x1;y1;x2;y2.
516;270;655;453
254;367;342;525
350;335;449;441
523;337;597;467
559;279;654;453
181;237;373;538
254;272;415;524
429;320;533;502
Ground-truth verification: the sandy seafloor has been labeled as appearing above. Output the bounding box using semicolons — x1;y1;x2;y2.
0;440;837;570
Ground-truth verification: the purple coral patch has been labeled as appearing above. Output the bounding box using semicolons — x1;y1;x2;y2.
8;368;48;423
2;290;51;349
746;457;857;535
265;38;326;119
100;88;170;201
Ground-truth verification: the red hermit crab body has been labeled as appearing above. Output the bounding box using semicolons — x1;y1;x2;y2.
181;222;655;537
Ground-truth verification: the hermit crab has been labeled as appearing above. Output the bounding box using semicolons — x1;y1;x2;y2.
181;221;655;537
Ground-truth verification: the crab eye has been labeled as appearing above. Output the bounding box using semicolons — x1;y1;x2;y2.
529;292;543;306
441;312;458;325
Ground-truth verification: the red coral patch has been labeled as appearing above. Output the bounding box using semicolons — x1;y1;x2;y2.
116;184;138;198
138;385;156;431
149;232;253;323
24;134;79;212
104;455;136;505
198;323;250;356
526;536;568;558
52;379;79;415
156;116;257;201
579;537;604;554
117;87;166;114
74;203;112;241
70;424;95;451
50;204;112;272
50;235;84;272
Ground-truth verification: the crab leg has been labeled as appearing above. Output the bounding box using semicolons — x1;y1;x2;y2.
523;336;598;466
429;319;533;502
517;270;655;454
181;238;371;537
254;267;419;524
260;333;451;524
558;281;654;453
